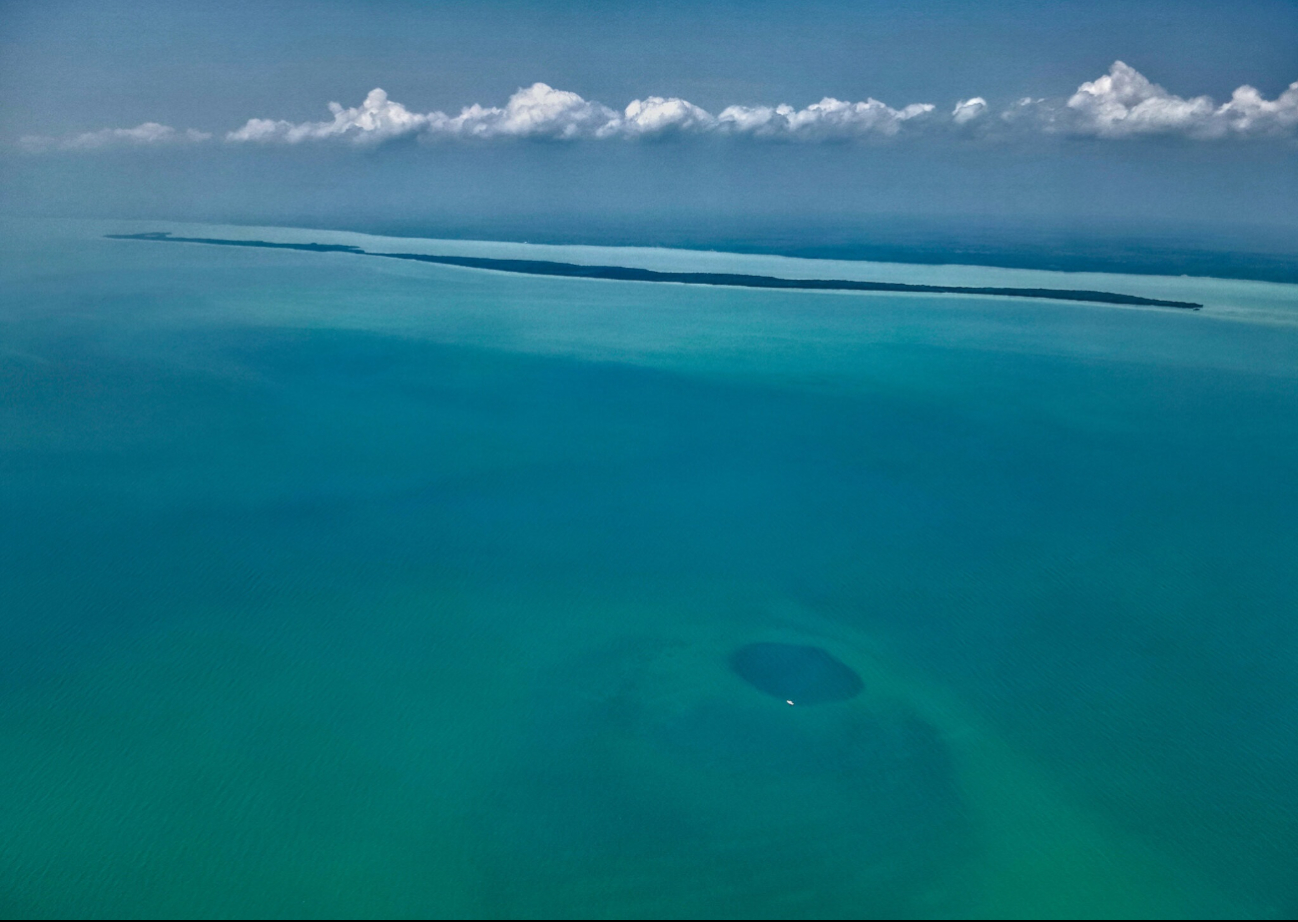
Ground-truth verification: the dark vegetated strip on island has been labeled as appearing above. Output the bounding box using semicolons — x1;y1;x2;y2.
105;233;1203;310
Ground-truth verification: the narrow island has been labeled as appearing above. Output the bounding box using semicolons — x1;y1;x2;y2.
106;232;1204;310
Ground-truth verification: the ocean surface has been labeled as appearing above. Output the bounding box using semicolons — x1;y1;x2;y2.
2;218;1297;918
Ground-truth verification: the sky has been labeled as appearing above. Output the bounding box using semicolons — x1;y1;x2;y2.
2;0;1296;261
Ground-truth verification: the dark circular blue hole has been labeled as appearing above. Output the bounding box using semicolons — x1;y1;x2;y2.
730;642;864;705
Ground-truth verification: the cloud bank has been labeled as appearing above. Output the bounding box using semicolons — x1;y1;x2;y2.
221;83;935;144
21;63;1298;151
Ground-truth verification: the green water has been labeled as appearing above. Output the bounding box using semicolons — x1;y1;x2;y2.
2;220;1297;917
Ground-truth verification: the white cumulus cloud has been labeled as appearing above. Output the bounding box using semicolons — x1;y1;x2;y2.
227;83;623;143
952;97;988;125
226;88;432;143
717;97;933;139
444;83;620;139
1216;81;1298;137
1062;61;1298;139
618;96;717;136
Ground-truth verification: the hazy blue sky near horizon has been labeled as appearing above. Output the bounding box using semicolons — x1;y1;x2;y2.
2;0;1296;248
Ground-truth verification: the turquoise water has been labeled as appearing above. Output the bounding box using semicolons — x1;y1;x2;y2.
3;219;1297;918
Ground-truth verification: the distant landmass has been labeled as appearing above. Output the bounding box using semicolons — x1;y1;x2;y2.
334;216;1298;286
106;232;1204;310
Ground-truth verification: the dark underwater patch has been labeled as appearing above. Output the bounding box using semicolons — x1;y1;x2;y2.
483;635;968;917
730;642;864;705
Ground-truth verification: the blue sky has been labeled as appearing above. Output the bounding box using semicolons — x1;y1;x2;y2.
2;0;1295;253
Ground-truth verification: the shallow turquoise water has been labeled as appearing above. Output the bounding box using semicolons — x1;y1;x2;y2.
2;220;1297;918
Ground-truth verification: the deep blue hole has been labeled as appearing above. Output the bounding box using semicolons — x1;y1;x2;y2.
730;642;864;705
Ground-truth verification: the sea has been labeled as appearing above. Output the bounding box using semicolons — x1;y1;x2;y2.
2;217;1297;918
